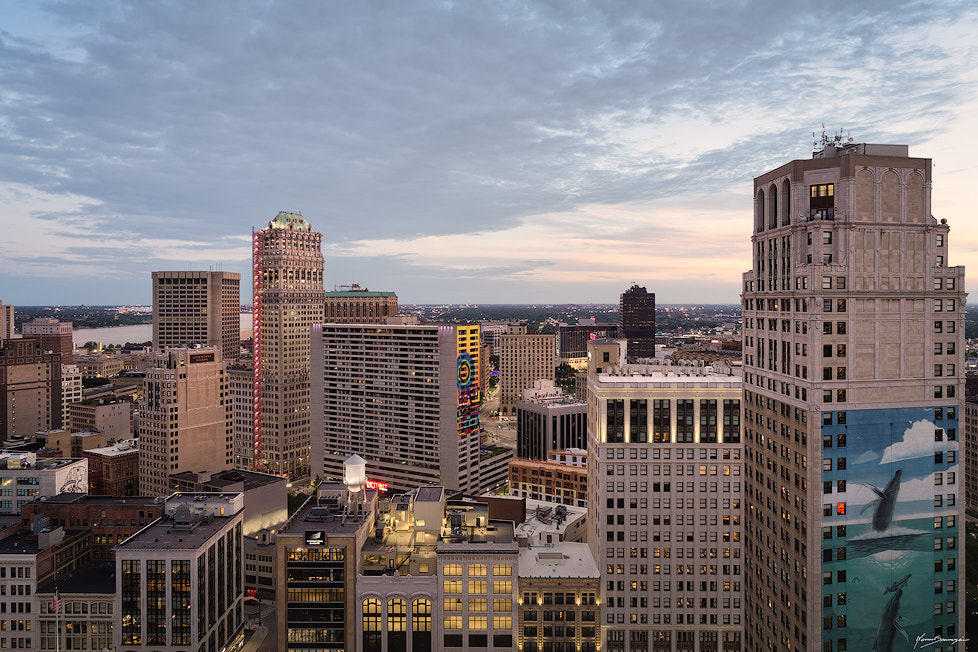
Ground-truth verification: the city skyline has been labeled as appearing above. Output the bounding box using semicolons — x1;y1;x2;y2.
1;1;976;305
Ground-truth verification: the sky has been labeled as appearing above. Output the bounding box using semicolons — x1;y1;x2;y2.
1;0;977;306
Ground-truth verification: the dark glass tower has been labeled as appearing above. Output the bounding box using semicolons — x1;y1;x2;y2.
619;284;656;358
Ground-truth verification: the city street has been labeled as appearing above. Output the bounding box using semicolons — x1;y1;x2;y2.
480;387;517;450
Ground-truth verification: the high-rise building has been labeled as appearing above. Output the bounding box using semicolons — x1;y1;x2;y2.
22;317;74;364
586;340;744;650
228;357;256;470
0;338;62;437
252;211;325;479
619;284;656;359
498;324;556;417
741;142;964;651
323;284;398;323
138;347;231;496
310;322;483;493
0;301;13;341
61;363;83;425
152;270;241;363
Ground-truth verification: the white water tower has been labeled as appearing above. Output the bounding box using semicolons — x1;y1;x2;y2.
344;454;367;513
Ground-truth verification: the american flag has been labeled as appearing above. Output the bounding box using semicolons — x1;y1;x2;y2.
52;589;62;614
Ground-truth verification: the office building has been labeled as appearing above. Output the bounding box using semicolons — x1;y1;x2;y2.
356;485;519;652
0;452;87;513
138;347;231;496
516;379;587;460
0;338;62;437
311;322;483;493
0;525;91;651
22;317;74;364
741;142;964;651
323;284;398;323
0;301;13;341
114;492;245;652
499;324;556;417
558;321;615;365
509;453;589;507
37;562;116;652
586;341;743;651
152;270;242;363
61;363;82;425
518;542;601;652
21;493;163;561
84;438;139;496
252;211;325;479
277;465;379;652
67;396;133;440
619;284;656;359
227;358;255;471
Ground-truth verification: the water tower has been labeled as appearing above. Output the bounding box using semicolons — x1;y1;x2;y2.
344;454;367;513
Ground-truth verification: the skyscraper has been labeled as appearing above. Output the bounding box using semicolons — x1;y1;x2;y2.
152;270;241;363
0;338;62;437
741;142;964;651
310;323;483;493
252;211;325;479
137;347;231;496
586;339;744;650
498;323;556;417
619;284;656;359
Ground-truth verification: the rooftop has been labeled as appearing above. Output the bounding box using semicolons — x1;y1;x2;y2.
267;210;312;230
37;562;116;595
114;493;243;552
518;542;600;579
170;469;287;492
283;483;377;538
84;438;138;457
33;493;159;506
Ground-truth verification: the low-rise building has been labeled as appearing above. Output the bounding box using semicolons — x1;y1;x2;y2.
516;498;588;546
509;456;588;507
84;438;139;496
517;380;587;460
67;397;133;440
0;453;87;514
518;542;601;652
37;562;116;652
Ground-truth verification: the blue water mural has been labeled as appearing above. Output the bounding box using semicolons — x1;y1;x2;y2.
820;406;960;651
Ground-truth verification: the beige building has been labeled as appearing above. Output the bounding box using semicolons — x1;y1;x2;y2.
61;364;83;425
0;338;62;437
587;341;743;651
311;323;484;494
138;347;232;496
518;542;601;652
67;396;133;440
742;142;965;652
323;285;398;323
499;324;556;417
152;270;241;363
23;317;74;364
0;301;13;341
228;357;256;471
251;211;325;479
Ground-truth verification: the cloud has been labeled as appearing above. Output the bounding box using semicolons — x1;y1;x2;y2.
880;421;956;464
0;0;977;303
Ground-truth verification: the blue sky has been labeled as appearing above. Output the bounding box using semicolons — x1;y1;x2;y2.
1;0;976;305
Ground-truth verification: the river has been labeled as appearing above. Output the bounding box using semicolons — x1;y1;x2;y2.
73;314;254;347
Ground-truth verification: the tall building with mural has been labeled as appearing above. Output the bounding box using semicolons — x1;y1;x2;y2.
741;140;964;652
310;323;483;493
251;212;325;479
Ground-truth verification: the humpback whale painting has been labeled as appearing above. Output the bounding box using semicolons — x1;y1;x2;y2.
861;469;902;531
819;409;959;651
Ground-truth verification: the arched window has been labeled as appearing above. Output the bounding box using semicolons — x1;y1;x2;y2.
756;189;766;233
781;179;791;226
468;564;487;577
768;184;778;229
362;598;382;652
388;598;407;651
413;598;433;652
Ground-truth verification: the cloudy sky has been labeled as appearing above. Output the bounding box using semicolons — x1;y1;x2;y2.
1;0;976;306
